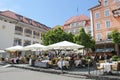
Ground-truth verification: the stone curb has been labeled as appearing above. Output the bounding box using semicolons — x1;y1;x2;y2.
11;65;120;80
12;65;67;74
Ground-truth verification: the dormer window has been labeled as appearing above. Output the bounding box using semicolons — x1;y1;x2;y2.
36;22;40;27
18;15;23;21
28;19;32;24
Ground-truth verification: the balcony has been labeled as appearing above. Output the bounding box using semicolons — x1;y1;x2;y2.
96;39;112;44
33;35;39;39
112;8;120;17
15;31;23;35
24;33;32;37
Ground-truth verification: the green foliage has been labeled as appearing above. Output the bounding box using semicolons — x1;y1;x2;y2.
42;27;95;52
74;28;95;52
111;30;120;43
42;27;74;45
112;55;119;61
86;56;91;60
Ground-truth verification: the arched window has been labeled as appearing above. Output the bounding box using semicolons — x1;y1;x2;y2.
15;26;23;32
25;28;32;34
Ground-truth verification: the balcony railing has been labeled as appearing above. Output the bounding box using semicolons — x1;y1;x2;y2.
24;33;32;37
15;31;23;35
96;39;112;44
33;35;39;39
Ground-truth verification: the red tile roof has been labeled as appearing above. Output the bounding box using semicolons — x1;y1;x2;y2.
0;10;50;30
64;14;90;25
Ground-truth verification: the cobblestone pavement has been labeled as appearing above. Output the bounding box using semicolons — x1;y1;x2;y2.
0;64;120;80
0;66;92;80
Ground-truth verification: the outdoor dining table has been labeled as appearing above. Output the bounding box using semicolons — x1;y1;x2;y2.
57;60;69;69
34;60;50;68
74;60;82;67
100;62;115;72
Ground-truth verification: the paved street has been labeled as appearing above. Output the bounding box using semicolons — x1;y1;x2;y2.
0;66;92;80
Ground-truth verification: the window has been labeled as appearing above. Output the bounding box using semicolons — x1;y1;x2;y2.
96;22;101;30
29;19;32;24
104;0;108;6
95;12;100;19
33;31;39;36
15;26;23;32
114;0;120;2
73;23;76;27
14;38;22;46
70;23;77;28
15;26;23;35
106;32;112;40
24;40;31;46
25;28;32;34
106;20;111;28
104;9;110;17
96;33;102;41
78;21;86;26
26;18;32;24
33;31;39;39
70;23;74;28
24;28;32;37
17;15;23;21
73;29;76;34
33;41;39;44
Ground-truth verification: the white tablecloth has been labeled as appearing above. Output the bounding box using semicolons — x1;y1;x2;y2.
34;60;50;67
57;60;69;68
74;60;82;67
41;60;49;63
100;62;115;72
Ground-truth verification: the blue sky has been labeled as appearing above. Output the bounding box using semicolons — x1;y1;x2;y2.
0;0;98;28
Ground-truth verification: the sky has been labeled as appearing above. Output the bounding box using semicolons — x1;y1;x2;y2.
0;0;98;28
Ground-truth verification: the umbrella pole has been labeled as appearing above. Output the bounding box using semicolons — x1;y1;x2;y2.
61;50;63;73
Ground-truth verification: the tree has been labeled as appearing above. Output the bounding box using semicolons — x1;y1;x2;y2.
42;27;74;45
111;30;120;43
111;30;120;55
74;28;95;53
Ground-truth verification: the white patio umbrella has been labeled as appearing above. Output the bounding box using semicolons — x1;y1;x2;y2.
47;41;84;72
5;45;23;51
23;43;46;51
0;50;5;53
47;41;84;50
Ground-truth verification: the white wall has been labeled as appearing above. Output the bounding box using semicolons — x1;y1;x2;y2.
90;10;94;37
0;20;15;49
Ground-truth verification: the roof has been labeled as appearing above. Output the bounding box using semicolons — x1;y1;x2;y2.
0;10;51;30
88;0;101;10
64;14;90;25
89;4;101;10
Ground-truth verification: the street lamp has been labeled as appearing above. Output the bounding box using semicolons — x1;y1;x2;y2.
88;59;91;75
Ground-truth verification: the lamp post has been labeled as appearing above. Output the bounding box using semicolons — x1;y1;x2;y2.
100;39;107;62
88;59;91;75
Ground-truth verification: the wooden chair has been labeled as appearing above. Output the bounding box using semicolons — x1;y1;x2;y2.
99;60;105;63
96;63;104;70
112;62;120;71
111;62;120;75
94;62;104;75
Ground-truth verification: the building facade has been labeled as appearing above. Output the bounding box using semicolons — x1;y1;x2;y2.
63;14;91;35
0;10;50;49
90;0;120;53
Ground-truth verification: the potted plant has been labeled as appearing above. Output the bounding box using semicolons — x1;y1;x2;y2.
86;56;91;60
112;55;119;61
